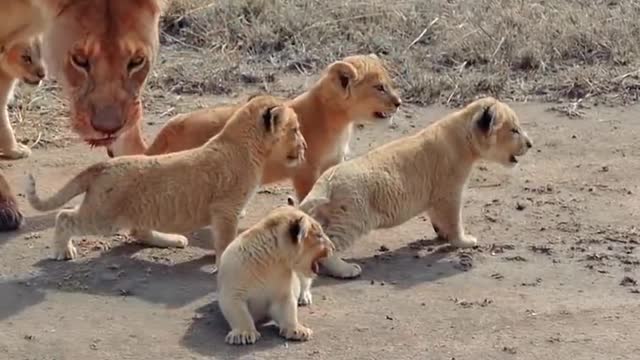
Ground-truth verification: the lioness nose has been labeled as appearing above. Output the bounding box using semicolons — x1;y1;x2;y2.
92;105;124;135
36;69;45;79
393;97;402;108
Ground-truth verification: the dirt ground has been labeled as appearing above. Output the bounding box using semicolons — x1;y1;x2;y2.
1;87;640;359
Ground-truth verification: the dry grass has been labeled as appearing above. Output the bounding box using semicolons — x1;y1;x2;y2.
9;0;640;149
152;0;640;107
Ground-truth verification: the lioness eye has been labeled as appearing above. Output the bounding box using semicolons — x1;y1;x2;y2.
21;54;32;65
128;56;145;72
71;54;90;70
374;84;385;92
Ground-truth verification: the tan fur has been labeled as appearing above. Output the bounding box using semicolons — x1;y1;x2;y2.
37;0;167;157
144;54;402;201
0;35;46;160
25;95;307;261
218;205;334;345
293;97;533;298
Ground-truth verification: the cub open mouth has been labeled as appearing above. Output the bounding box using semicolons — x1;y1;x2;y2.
311;260;320;275
374;111;390;119
23;78;41;86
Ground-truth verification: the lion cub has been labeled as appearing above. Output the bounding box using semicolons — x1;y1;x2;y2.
295;97;533;289
0;35;46;159
26;95;307;261
144;54;402;202
218;204;334;345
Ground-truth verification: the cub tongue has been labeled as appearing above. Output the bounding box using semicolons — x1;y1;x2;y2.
312;261;320;274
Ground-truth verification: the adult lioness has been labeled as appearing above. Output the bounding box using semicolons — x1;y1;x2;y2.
26;95;307;261
218;204;334;345
38;0;165;157
0;0;165;232
144;54;402;201
294;97;533;298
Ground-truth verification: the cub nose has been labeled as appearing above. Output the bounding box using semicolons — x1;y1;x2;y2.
526;139;533;148
36;69;45;79
393;97;402;108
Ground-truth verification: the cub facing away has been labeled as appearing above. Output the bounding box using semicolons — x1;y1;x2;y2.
217;204;334;345
26;95;307;261
296;97;533;290
0;35;46;160
144;53;402;202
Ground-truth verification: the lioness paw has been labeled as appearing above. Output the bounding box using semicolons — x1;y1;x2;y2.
0;203;23;231
280;325;312;341
225;329;261;345
323;257;362;279
450;234;478;248
1;144;31;160
53;243;78;261
298;289;312;306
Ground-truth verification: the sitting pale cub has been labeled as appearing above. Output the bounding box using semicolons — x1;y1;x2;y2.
217;204;334;345
293;97;533;299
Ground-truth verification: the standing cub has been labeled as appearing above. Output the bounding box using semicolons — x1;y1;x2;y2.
218;204;334;345
0;35;46;159
296;97;533;290
144;54;402;202
26;95;307;261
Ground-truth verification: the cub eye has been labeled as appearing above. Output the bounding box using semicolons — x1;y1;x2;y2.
128;55;146;72
374;84;385;92
511;128;520;134
21;54;32;65
70;54;90;70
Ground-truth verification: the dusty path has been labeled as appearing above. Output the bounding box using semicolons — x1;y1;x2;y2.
1;100;639;360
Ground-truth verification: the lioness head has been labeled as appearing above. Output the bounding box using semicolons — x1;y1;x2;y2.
0;36;46;86
469;97;533;167
268;205;334;278
318;53;402;123
232;95;307;165
38;0;164;147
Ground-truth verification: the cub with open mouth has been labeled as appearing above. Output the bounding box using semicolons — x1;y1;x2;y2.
217;204;334;346
292;97;532;301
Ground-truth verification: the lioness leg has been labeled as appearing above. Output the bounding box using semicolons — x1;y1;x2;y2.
106;121;147;157
0;81;30;159
130;228;188;248
0;171;22;231
428;196;477;248
271;291;312;342
292;172;318;203
219;296;261;345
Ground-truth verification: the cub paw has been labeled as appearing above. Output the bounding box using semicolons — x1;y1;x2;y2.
225;329;261;345
53;243;78;261
0;201;23;231
323;258;362;279
298;289;312;306
450;234;478;248
1;143;31;160
280;325;312;341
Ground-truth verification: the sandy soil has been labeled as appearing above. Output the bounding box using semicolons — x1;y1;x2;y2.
1;97;639;360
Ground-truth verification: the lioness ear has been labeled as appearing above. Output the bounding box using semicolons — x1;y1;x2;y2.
262;106;279;133
327;61;358;92
289;216;308;243
476;106;495;133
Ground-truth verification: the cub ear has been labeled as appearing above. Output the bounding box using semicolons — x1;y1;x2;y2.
289;216;308;244
327;61;358;92
262;106;279;133
368;53;380;60
476;106;495;134
286;196;297;207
